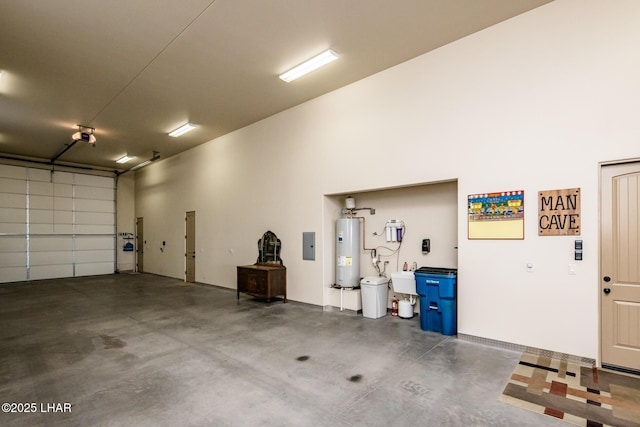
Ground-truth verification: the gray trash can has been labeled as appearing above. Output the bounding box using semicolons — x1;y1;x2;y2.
360;276;389;319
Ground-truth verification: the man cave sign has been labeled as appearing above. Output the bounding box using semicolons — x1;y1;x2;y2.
538;188;581;236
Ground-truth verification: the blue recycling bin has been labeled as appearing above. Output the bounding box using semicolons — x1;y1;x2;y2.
415;267;457;336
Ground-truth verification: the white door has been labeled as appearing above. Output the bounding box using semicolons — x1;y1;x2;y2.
601;161;640;372
185;211;195;282
136;217;144;273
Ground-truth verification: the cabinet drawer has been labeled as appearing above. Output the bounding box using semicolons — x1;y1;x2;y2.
243;271;267;294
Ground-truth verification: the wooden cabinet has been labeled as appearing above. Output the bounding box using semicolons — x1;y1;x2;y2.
237;264;286;303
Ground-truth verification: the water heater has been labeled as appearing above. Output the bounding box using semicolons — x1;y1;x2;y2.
336;218;360;287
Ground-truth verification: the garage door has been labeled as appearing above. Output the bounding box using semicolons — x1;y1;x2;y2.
0;165;115;283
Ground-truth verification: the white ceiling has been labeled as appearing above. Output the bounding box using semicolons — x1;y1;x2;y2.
0;0;552;171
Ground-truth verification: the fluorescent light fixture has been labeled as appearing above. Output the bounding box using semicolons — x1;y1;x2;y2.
279;49;338;82
130;160;152;171
116;155;134;164
129;151;160;172
168;123;196;137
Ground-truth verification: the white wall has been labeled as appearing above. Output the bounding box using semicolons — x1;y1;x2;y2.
135;0;640;360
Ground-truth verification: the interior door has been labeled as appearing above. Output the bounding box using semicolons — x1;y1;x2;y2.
601;162;640;372
185;211;195;282
136;217;144;273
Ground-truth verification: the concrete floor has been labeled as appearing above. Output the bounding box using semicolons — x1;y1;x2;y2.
0;273;565;426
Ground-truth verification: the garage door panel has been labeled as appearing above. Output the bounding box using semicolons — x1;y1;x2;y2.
76;236;113;250
0;193;26;209
30;236;73;252
75;211;115;225
0;236;27;252
34;224;83;234
0;177;26;194
28;168;51;182
54;197;73;211
75;186;113;201
53;210;73;224
0;252;26;268
29;181;54;196
52;171;74;185
0;207;26;223
76;250;114;263
74;199;114;213
0;223;27;234
53;183;73;198
76;262;113;276
0;267;27;283
77;175;113;189
50;225;75;234
30;264;73;280
30;224;54;234
0;164;26;179
30;251;73;266
30;195;53;210
76;225;114;234
29;209;54;224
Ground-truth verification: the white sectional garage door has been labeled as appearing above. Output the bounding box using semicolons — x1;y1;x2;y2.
0;164;115;283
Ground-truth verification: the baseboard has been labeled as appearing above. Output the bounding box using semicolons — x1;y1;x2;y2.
457;333;596;367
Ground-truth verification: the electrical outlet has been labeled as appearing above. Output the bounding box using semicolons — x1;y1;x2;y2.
526;262;534;272
568;264;576;275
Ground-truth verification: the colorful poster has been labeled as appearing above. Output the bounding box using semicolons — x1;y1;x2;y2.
468;190;524;239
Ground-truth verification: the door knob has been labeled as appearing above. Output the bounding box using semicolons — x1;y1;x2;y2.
603;288;611;294
603;276;611;282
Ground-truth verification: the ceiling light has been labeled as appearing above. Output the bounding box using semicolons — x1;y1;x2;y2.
116;155;134;164
279;49;339;82
130;159;152;170
130;151;160;171
168;123;196;137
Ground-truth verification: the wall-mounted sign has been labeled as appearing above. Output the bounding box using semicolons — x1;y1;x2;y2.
468;190;524;239
538;188;580;236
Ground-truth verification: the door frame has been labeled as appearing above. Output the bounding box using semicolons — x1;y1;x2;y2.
185;211;196;282
599;157;640;372
136;217;144;273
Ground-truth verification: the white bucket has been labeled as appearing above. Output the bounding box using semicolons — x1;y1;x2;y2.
398;300;414;319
